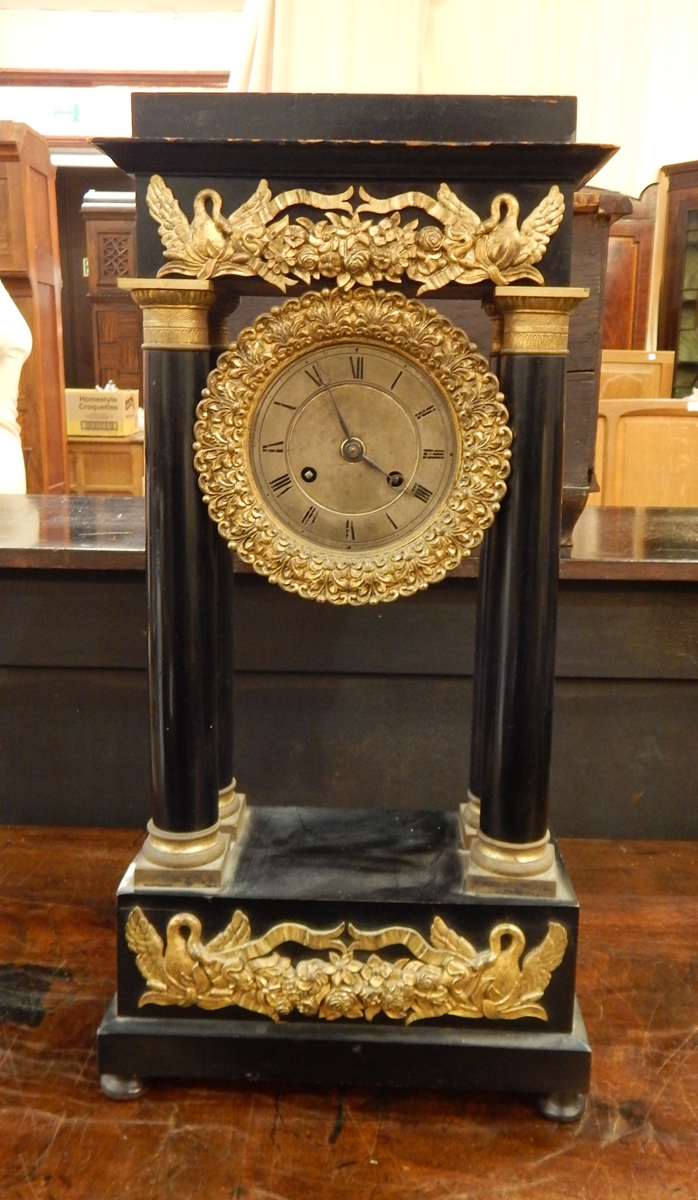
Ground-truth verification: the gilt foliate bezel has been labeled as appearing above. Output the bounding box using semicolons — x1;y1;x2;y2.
194;287;511;605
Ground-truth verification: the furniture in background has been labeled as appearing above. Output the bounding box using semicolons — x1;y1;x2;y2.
0;122;68;493
602;184;657;351
593;396;698;507
599;348;674;399
587;350;698;507
68;432;144;497
81;190;142;391
658;160;698;396
56;166;137;390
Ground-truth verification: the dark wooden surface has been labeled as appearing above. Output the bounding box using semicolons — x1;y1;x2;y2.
1;497;698;835
3;496;698;579
1;826;696;1199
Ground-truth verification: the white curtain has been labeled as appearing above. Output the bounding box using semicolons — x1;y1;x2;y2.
230;0;698;198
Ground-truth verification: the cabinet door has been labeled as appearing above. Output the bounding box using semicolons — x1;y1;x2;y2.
658;168;698;397
602;185;656;351
92;302;142;390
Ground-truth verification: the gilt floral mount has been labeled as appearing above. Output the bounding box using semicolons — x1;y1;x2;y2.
147;174;565;294
126;907;568;1024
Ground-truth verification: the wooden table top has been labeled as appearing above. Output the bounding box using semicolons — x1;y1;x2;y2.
1;494;698;579
0;826;696;1199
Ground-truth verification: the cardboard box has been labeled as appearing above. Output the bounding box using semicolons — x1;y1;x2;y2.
65;388;139;437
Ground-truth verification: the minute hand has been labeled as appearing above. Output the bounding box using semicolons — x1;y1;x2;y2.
321;379;353;441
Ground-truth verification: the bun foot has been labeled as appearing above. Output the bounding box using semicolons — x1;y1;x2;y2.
100;1073;149;1100
537;1091;586;1122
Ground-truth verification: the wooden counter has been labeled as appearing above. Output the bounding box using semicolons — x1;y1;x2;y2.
0;826;696;1199
3;495;698;579
1;497;697;836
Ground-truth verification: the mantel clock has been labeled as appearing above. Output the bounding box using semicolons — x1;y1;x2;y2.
96;93;614;1120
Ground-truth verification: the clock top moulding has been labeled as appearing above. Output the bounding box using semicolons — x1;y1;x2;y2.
98;92;615;293
96;94;614;1120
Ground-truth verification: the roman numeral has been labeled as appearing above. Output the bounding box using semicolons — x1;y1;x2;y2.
415;404;436;420
350;355;364;379
301;505;318;526
391;370;403;390
305;365;323;386
263;441;284;453
274;400;297;411
386;513;398;530
411;483;433;503
422;449;445;459
270;473;293;495
345;519;356;541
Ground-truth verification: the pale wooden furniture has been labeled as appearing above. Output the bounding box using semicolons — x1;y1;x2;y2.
591;350;693;507
68;432;144;497
599;349;674;399
591;396;698;507
0;122;68;493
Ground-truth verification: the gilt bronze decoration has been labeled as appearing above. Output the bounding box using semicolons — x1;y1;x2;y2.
147;174;564;293
194;287;511;605
126;906;568;1023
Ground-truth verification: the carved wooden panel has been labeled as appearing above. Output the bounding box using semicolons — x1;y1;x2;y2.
91;303;141;390
82;211;142;392
85;217;135;293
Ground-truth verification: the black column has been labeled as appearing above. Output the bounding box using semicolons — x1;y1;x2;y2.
478;353;566;845
146;347;218;833
467;306;503;814
214;528;235;792
468;532;491;806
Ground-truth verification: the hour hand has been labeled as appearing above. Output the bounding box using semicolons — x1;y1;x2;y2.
361;453;391;477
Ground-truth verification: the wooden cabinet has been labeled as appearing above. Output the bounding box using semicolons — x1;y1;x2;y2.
82;197;142;390
0;122;68;493
591;351;692;507
600;350;674;400
658;161;698;396
602;184;657;351
592;397;698;507
68;433;144;496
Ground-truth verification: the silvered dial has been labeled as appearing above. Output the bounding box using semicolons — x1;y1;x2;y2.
250;342;458;552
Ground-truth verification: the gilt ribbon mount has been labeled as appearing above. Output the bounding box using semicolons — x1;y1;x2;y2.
147;175;565;294
126;908;568;1024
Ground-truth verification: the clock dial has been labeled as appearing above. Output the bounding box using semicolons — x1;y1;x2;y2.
250;343;457;552
195;287;511;605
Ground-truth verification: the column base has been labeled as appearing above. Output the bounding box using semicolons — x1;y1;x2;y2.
459;792;481;848
467;828;558;897
134;820;230;888
218;778;247;837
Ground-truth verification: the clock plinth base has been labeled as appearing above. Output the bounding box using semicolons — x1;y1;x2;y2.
101;806;590;1111
98;996;591;1112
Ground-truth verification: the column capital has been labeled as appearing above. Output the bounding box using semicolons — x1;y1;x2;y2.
493;286;589;356
118;277;219;351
